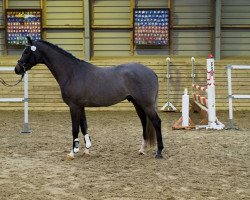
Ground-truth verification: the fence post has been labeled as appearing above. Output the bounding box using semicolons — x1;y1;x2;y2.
21;72;31;133
161;57;177;111
206;56;217;128
0;67;31;133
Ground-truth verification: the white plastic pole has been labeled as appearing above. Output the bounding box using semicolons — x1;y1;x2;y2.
230;65;250;70
206;57;216;127
227;65;233;129
21;72;31;133
232;95;250;99
191;57;195;86
182;88;189;126
166;57;171;108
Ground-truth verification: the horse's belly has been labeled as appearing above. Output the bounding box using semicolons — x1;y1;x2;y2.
84;95;126;107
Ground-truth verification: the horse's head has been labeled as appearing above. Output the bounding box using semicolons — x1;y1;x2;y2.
15;36;41;75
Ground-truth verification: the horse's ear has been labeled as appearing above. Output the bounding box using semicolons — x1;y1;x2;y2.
26;36;33;45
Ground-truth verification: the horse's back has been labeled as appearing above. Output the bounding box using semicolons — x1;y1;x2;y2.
116;62;159;106
117;62;158;83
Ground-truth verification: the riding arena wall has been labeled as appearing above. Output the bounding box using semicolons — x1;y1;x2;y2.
0;0;249;111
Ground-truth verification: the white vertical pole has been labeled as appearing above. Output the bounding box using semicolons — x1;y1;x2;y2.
161;57;177;111
21;72;31;133
191;57;195;86
206;57;216;127
227;65;233;129
182;88;189;126
166;57;170;108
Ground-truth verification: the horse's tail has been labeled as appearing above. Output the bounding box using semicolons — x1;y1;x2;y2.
145;116;156;146
145;90;158;147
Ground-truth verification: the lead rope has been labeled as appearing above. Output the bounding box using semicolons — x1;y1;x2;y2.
0;74;24;87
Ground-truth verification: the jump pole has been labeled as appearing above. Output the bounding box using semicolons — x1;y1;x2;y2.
227;65;250;129
191;55;224;130
161;57;177;112
0;67;31;133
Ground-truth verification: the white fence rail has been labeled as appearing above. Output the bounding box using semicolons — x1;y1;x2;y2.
227;65;250;129
0;67;30;133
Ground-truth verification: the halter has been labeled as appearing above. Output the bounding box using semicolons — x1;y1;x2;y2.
17;45;37;73
0;45;36;87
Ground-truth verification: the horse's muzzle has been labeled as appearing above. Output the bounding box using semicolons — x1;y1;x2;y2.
14;63;24;75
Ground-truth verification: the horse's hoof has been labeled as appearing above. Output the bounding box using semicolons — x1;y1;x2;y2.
84;148;91;157
66;153;74;160
139;150;146;155
155;154;163;159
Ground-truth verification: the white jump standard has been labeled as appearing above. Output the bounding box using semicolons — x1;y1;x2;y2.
0;67;31;133
161;57;177;111
191;55;224;130
227;65;250;129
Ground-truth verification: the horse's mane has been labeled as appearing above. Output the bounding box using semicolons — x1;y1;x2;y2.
37;40;84;63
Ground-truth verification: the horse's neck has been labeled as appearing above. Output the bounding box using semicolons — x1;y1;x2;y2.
40;45;78;87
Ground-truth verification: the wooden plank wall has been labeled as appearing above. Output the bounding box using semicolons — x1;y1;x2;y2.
93;0;130;27
44;0;84;58
0;57;249;111
173;0;211;56
93;30;130;57
0;0;249;112
92;0;131;57
7;0;40;9
221;0;250;56
45;0;84;26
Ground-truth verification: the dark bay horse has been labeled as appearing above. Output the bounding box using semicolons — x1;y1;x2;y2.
15;37;164;159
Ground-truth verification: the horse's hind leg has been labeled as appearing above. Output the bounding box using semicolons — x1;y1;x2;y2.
67;105;82;160
131;100;147;155
80;108;91;156
144;107;164;159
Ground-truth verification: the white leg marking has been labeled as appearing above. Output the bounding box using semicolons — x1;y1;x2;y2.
84;134;92;149
139;139;147;155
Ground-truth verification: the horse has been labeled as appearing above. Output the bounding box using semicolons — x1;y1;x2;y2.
15;36;164;159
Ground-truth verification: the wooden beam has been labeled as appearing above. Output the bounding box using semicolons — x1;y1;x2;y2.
43;26;84;29
3;0;8;55
92;26;131;29
40;0;43;9
90;0;95;59
84;0;90;61
210;0;215;56
4;0;8;9
214;0;221;60
130;0;135;56
222;25;250;29
82;0;85;59
169;0;174;56
42;0;47;27
173;25;214;29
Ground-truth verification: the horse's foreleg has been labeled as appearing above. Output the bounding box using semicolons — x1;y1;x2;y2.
80;108;91;156
67;106;81;160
